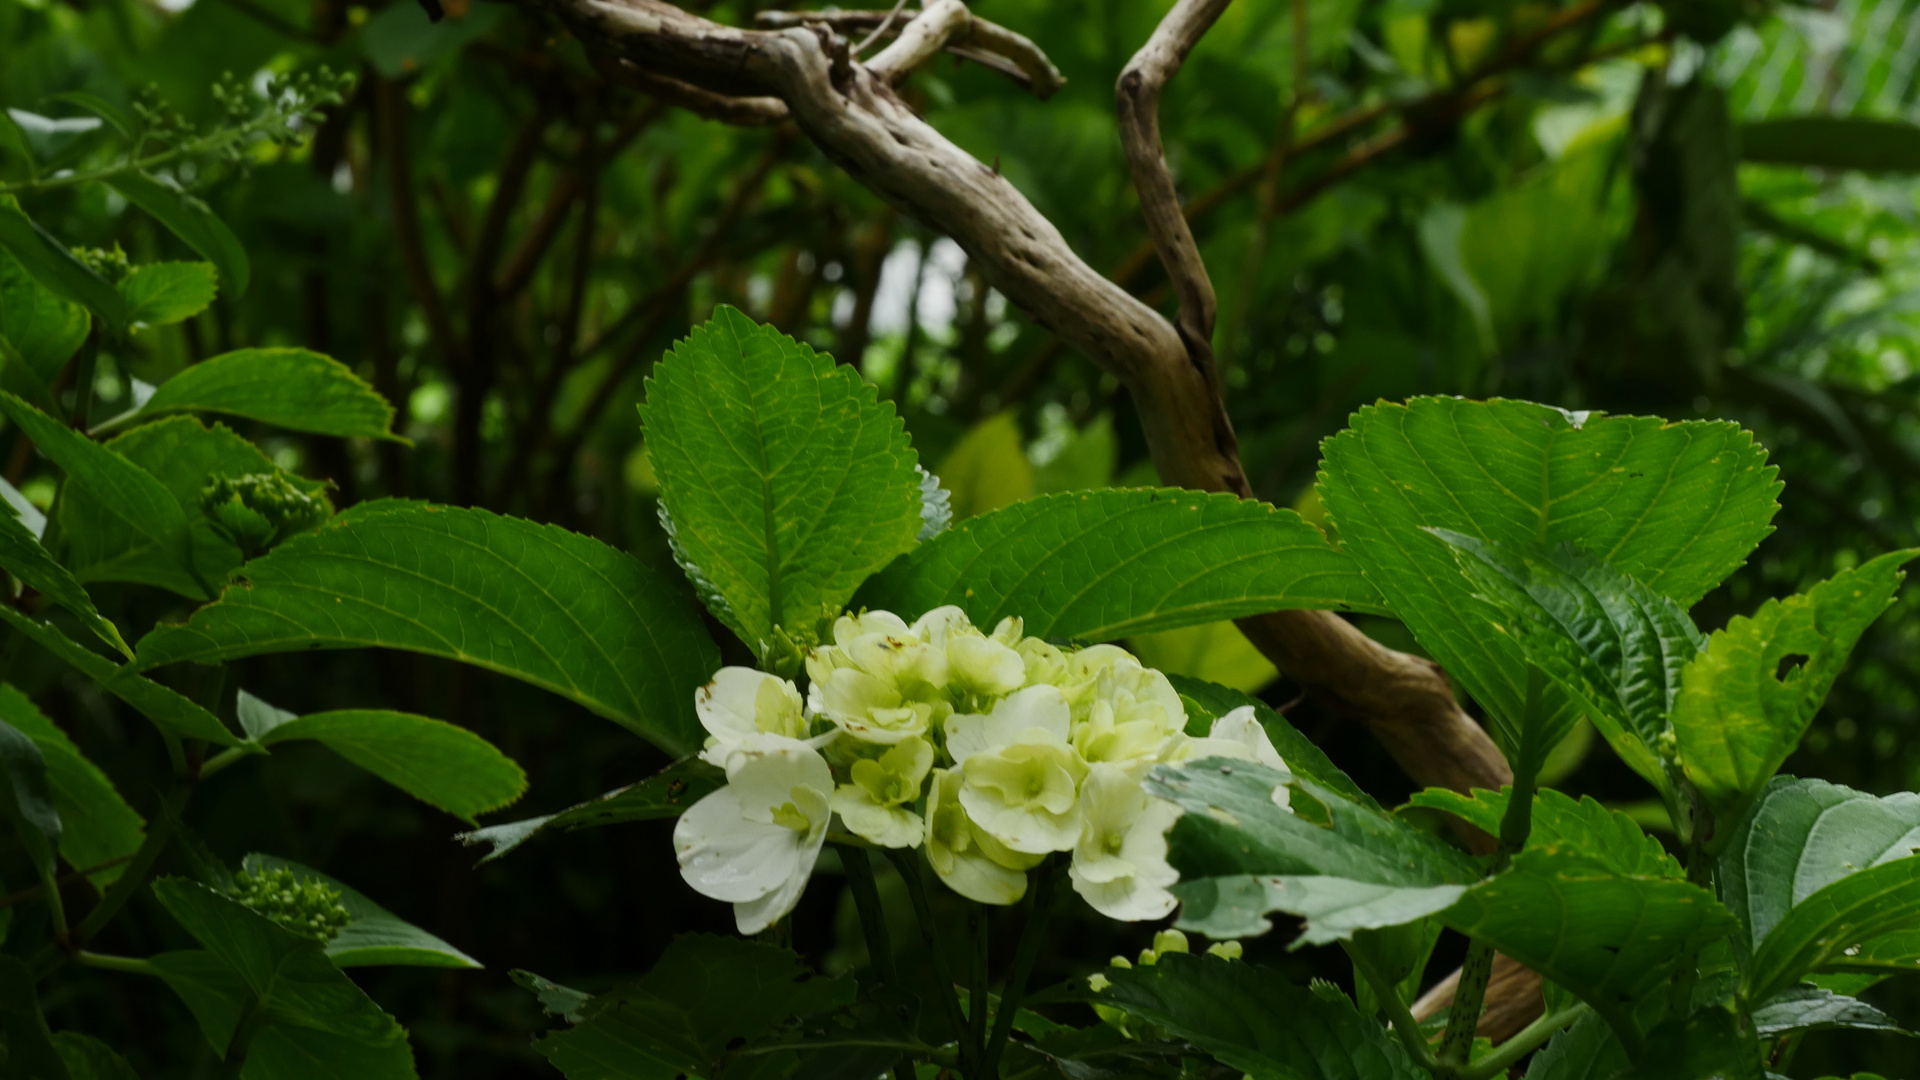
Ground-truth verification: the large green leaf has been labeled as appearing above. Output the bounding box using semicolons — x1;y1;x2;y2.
0;604;238;746
1740;117;1920;173
860;488;1389;641
1406;787;1682;878
1317;398;1778;757
243;854;480;970
250;705;525;823
149;878;416;1077
1631;1008;1762;1080
0;684;141;887
118;261;217;327
103;172;251;297
125;348;401;442
1149;759;1480;941
1750;984;1912;1037
1440;845;1739;1045
456;756;720;864
1673;551;1917;823
51;1032;139;1080
1748;856;1920;1003
640;305;922;652
136;501;717;754
0;716;59;883
0;196;123;334
0;391;196;590
0;246;86;381
0;486;130;657
534;934;853;1080
1090;952;1426;1080
1436;530;1703;786
64;416;329;599
1522;1011;1629;1080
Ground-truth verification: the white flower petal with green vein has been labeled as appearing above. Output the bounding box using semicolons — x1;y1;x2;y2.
1070;763;1183;921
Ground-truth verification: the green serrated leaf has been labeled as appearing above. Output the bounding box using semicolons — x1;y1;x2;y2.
0;685;141;887
1673;551;1918;824
0;482;130;657
0;390;196;590
253;707;525;823
50;1032;139;1080
64;415;329;600
149;878;416;1077
513;970;591;1023
119;261;217;327
103;173;250;298
641;305;922;652
0;245;86;381
242;854;480;969
1169;674;1378;809
860;488;1389;642
1405;787;1682;878
1751;983;1912;1037
135;501;717;754
1434;530;1703;790
0;604;238;746
1748;855;1920;1003
0;717;59;882
1439;845;1739;1046
534;934;854;1080
122;347;403;442
1091;953;1427;1079
1631;1007;1762;1080
1317;398;1778;769
456;756;720;863
0;196;123;333
1521;1010;1629;1080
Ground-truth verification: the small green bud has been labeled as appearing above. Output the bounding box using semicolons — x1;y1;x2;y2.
1205;941;1243;961
231;866;351;943
200;473;328;559
75;246;133;285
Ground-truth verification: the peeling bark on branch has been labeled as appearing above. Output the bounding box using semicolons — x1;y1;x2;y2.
536;0;1510;803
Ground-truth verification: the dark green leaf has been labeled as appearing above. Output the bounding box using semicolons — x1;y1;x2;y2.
513;970;591;1023
0;717;58;883
1434;531;1703;787
253;707;525;822
1170;674;1378;809
361;2;506;78
1522;1011;1629;1080
1440;845;1738;1045
1405;787;1682;878
1673;551;1917;823
456;756;721;863
0;246;86;381
1630;1007;1762;1080
103;173;250;297
534;934;854;1080
50;1033;139;1080
0;481;131;657
119;261;217;327
0;955;72;1080
43;93;135;140
0;684;141;887
1740;117;1920;173
1750;984;1911;1037
1748;856;1920;1003
0;197;123;333
149;878;417;1077
136;501;717;754
0;391;195;591
243;854;481;969
126;348;402;442
148;950;248;1051
860;488;1389;641
641;305;922;652
1317;398;1778;768
63;416;329;599
0;604;239;746
1091;953;1427;1079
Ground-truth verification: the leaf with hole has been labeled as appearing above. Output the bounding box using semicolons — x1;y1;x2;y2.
136;501;716;754
641;306;922;652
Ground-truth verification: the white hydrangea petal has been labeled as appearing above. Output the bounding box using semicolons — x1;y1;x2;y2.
910;604;973;645
728;737;835;820
731;820;827;933
674;786;805;903
948;634;1027;697
833;790;925;848
1209;707;1290;773
1070;763;1183;921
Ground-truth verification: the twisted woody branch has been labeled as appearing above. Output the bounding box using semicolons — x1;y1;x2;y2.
532;0;1524;980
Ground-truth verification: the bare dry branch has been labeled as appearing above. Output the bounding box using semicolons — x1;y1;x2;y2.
592;55;789;125
1413;954;1546;1043
757;5;1066;97
865;0;969;83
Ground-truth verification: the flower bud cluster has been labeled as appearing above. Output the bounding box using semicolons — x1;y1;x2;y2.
673;606;1294;934
232;867;352;944
201;472;328;559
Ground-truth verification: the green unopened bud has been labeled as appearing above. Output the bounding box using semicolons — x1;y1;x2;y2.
1205;941;1243;961
201;473;328;559
231;867;352;943
75;246;133;285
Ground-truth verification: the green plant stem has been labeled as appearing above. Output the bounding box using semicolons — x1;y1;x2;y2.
1438;939;1496;1068
968;904;991;1073
36;860;68;942
67;322;101;428
980;864;1056;1079
1668;783;1715;1019
842;846;912;1080
1345;944;1439;1071
1456;1003;1588;1080
31;785;189;979
197;744;262;781
0;116;284;196
75;951;159;976
886;847;973;1076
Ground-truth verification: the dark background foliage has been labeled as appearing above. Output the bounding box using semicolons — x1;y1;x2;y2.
5;0;1920;1073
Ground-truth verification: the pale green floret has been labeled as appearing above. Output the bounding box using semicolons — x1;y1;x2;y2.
232;867;351;943
959;736;1088;854
832;736;934;847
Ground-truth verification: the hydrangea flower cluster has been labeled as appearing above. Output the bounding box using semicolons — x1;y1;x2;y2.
673;606;1294;934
